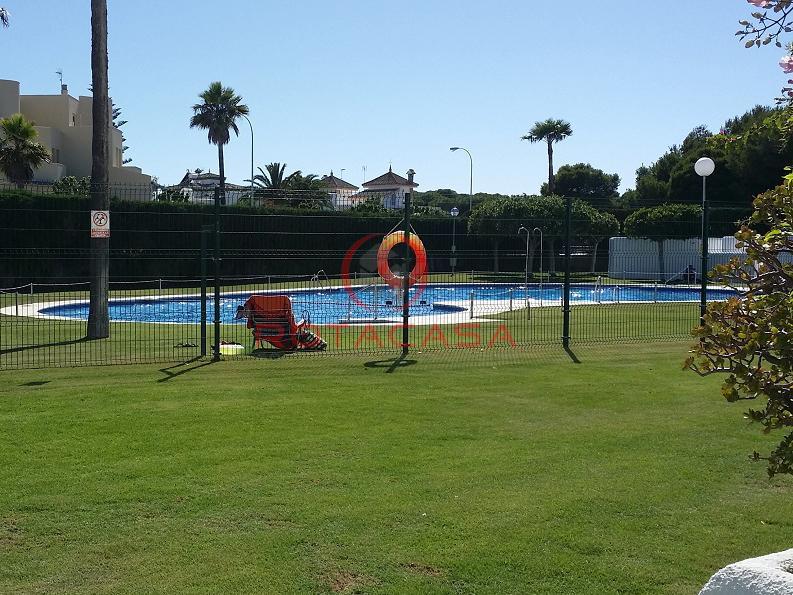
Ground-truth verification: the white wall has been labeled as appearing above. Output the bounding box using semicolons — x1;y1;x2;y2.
608;236;755;281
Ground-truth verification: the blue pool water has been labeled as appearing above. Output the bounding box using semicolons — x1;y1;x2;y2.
39;283;739;325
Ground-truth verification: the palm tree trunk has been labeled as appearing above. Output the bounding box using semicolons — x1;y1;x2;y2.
548;238;557;274
217;144;226;206
87;0;110;340
590;239;601;273
657;239;665;282
547;138;554;195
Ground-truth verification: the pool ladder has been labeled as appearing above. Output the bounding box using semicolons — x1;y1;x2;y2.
341;280;382;322
311;269;331;290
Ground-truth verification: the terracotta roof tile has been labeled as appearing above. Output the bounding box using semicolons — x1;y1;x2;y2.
320;172;359;191
362;166;418;188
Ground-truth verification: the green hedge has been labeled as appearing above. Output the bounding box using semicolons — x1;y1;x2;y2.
0;193;747;286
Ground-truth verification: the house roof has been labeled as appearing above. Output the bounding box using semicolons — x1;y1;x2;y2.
320;171;359;191
173;170;245;190
177;170;221;186
362;166;418;188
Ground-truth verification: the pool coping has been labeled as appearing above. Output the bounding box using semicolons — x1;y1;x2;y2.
0;282;739;327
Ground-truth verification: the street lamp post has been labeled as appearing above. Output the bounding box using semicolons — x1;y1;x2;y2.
241;114;254;201
450;147;473;212
695;157;715;324
450;206;459;275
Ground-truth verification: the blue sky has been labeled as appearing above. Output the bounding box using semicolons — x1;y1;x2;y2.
0;1;784;194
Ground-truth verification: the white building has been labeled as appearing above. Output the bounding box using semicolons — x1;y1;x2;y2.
165;170;247;205
320;171;360;210
0;79;152;190
353;166;419;210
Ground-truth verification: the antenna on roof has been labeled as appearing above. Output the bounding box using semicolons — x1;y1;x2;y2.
56;69;63;87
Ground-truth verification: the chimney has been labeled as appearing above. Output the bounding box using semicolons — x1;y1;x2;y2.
61;84;68;95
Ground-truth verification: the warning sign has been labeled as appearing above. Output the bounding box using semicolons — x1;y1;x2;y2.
90;210;110;238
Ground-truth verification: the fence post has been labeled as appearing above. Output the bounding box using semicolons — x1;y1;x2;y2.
200;225;210;357
374;282;379;320
402;171;415;356
562;195;572;348
213;187;221;361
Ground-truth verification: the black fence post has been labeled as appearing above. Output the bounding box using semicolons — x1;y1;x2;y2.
200;225;210;358
562;195;572;348
700;178;709;324
213;188;221;361
402;170;415;356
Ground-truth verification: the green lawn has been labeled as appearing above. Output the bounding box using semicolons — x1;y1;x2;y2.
2;296;701;368
2;343;791;594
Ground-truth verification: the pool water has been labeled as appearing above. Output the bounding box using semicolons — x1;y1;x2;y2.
40;283;738;325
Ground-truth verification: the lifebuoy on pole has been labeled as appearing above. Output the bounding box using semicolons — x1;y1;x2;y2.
377;231;427;288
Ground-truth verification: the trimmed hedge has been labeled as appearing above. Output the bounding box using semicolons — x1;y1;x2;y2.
0;193;746;286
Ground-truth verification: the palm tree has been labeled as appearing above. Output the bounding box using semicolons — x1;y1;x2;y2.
249;162;299;189
87;0;110;340
1;7;9;27
248;164;331;208
521;118;573;195
190;82;249;205
0;114;50;188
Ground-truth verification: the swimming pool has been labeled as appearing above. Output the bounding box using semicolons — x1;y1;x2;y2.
33;283;738;325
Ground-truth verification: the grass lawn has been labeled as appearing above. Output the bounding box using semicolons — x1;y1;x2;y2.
2;342;792;594
2;296;701;368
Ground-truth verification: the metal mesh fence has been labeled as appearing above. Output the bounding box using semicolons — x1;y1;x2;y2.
0;183;751;368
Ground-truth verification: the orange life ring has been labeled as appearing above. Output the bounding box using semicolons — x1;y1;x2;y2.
377;231;427;289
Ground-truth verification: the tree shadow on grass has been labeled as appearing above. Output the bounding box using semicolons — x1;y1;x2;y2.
0;337;88;356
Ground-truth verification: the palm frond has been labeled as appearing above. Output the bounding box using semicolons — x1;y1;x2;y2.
521;118;573;143
189;82;249;147
0;113;50;185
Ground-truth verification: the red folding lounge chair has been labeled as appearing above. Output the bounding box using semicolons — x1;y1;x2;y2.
238;295;306;350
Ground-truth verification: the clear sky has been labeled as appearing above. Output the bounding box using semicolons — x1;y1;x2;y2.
0;0;784;194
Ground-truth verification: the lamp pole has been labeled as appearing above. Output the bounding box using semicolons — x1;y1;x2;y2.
695;157;715;324
241;114;254;201
450;147;473;212
450;206;459;275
